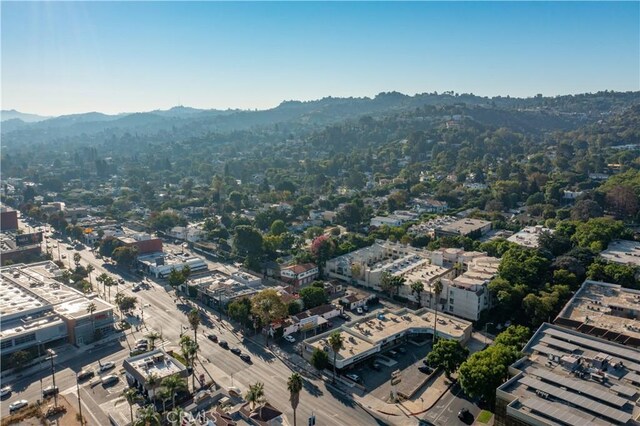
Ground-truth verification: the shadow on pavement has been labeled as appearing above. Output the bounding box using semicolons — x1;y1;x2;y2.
302;379;323;397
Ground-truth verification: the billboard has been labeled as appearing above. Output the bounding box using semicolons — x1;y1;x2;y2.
15;231;43;246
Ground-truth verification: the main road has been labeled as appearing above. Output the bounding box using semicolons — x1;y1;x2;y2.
5;230;384;426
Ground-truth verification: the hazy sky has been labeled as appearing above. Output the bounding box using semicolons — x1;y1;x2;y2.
2;2;639;116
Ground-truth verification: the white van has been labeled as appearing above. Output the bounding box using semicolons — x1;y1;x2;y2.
101;374;119;385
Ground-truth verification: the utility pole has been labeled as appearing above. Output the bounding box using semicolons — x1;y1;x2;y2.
76;374;84;424
484;322;494;348
46;349;58;407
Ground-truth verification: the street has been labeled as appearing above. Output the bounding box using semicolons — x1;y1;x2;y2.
4;229;381;426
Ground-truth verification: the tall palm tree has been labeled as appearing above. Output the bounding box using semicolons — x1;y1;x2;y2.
432;279;443;344
122;388;142;423
86;264;95;292
86;302;97;342
133;404;161;426
180;335;199;391
411;280;424;308
328;331;344;383
245;382;266;417
187;308;201;344
287;373;303;426
161;375;187;410
145;373;161;401
145;331;162;350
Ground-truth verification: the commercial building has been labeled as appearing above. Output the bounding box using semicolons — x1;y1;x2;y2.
279;304;342;336
138;252;207;278
280;263;319;287
0;262;116;356
193;269;264;308
302;307;472;370
123;349;189;399
0;231;42;264
434;218;492;239
495;323;640;426
600;240;640;268
0;205;19;231
507;226;553;249
554;280;640;348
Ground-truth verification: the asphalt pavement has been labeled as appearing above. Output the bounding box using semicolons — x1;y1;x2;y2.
4;231;381;426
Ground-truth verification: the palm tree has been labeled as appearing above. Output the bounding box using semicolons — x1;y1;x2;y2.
145;373;161;401
411;280;424;308
158;388;171;413
180;335;199;391
114;292;124;317
73;252;81;266
133;404;161;426
145;331;162;350
245;382;265;414
86;302;97;342
187;308;200;344
122;388;142;423
86;264;95;292
432;279;443;344
161;375;187;410
287;373;303;426
328;331;344;383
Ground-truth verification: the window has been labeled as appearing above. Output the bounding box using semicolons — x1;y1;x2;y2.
14;333;36;345
449;298;454;305
448;306;454;312
1;339;13;349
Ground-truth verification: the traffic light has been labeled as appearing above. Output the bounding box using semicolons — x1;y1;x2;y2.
308;414;316;426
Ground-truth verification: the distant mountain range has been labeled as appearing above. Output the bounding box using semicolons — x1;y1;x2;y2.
1;109;51;123
2;91;638;146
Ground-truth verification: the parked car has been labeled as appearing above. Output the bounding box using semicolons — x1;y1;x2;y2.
240;354;251;363
42;386;59;397
230;347;242;355
135;339;148;346
356;307;363;315
207;334;218;343
388;350;398;358
228;386;242;397
339;313;351;321
458;408;473;423
397;347;407;354
118;278;125;284
101;375;119;385
218;340;229;349
371;363;382;371
132;284;141;292
9;400;28;413
1;386;12;398
284;335;296;343
99;361;115;372
77;370;94;381
345;373;361;383
418;365;432;374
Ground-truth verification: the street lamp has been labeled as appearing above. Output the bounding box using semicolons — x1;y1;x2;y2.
484;322;494;347
76;373;84;425
46;349;58;407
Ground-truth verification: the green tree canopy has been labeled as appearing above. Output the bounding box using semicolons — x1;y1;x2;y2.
299;286;328;309
426;339;469;378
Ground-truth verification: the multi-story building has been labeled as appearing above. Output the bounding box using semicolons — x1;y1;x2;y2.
554;280;640;348
0;205;19;231
507;225;553;249
280;263;319;287
1;262;116;357
434;218;492;239
495;323;640;426
123;349;189;399
137;252;207;278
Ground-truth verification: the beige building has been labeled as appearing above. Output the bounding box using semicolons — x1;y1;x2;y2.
302;307;471;370
554;280;640;348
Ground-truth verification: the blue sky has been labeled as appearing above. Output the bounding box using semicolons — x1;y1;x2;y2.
2;2;639;116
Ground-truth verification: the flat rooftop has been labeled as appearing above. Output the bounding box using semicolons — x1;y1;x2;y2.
436;218;491;235
306;308;470;364
402;262;450;286
507;226;553;248
55;297;112;320
0;262;78;319
499;323;640;425
555;280;640;346
125;349;187;381
600;240;640;267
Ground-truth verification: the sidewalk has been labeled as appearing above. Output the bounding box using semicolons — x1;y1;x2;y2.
352;370;455;424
